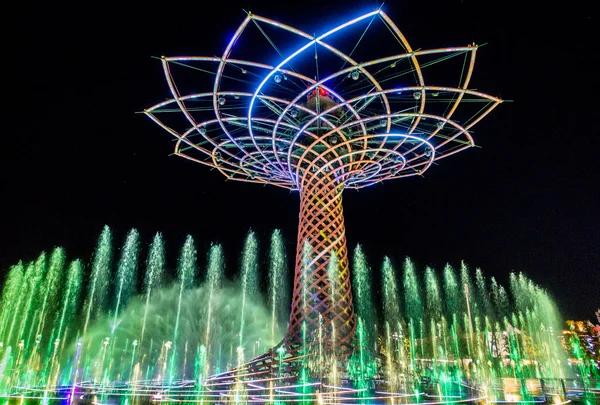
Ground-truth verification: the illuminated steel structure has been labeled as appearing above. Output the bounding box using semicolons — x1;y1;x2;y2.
145;9;501;355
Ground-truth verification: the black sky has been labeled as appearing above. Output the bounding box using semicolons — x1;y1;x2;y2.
2;0;598;319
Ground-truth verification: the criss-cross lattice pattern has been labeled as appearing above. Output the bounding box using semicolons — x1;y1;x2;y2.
286;170;353;352
145;8;501;359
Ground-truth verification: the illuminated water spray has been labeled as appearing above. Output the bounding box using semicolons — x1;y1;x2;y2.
112;229;140;334
203;243;224;378
424;267;442;359
84;226;112;335
0;263;23;390
19;256;45;353
0;226;590;403
239;231;259;350
141;232;166;343
39;249;66;366
170;235;196;381
0;263;24;345
268;230;288;348
48;260;82;385
381;257;401;388
351;246;375;350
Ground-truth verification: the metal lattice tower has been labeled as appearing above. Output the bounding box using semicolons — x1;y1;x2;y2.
145;9;501;357
289;160;354;351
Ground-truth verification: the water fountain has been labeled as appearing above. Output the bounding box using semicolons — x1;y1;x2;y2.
0;226;597;404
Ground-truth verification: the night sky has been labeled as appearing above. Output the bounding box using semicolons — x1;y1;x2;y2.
2;0;598;319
